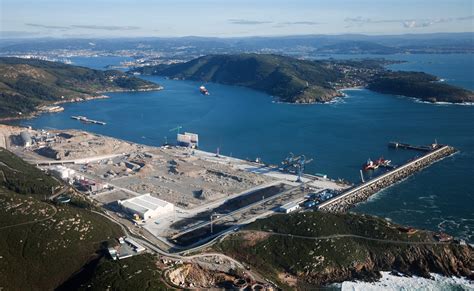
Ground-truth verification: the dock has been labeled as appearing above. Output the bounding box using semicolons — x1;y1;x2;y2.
389;141;435;152
318;144;457;213
71;116;106;125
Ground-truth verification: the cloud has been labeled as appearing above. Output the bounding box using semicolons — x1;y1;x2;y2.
228;19;272;25
402;19;448;28
402;16;473;28
456;15;474;21
26;23;70;29
70;25;140;31
25;23;141;31
280;21;322;25
345;15;474;29
344;17;399;25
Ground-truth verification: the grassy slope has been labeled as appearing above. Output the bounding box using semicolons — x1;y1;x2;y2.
0;148;59;195
71;254;168;291
0;57;159;118
137;53;341;103
216;212;472;289
0;148;124;290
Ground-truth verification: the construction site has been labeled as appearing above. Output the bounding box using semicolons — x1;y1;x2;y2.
0;123;461;289
1;124;348;251
1;123;456;252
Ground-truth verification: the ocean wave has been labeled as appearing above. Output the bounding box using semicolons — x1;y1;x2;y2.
412;98;474;106
341;272;474;291
418;194;438;201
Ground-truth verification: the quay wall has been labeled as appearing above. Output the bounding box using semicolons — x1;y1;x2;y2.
318;145;457;213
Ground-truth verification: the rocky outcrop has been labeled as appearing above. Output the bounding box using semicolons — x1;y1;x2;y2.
303;244;473;286
218;212;473;289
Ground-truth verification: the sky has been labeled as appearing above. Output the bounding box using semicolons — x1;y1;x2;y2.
0;0;473;38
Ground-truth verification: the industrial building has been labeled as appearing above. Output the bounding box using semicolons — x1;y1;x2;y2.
279;201;301;213
177;132;199;148
75;178;109;192
118;194;174;220
20;131;32;147
50;165;75;180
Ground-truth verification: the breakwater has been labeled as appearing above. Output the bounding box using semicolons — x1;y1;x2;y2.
318;145;457;213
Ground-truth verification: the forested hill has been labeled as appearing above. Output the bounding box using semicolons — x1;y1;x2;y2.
368;71;474;103
133;53;474;104
0;57;161;118
134;54;344;103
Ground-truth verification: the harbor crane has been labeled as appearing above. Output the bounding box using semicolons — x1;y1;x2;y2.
281;153;313;182
169;125;183;135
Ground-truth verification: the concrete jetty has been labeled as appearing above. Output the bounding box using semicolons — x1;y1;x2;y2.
318;145;457;213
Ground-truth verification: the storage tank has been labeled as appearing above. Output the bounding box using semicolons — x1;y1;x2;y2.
20;131;32;147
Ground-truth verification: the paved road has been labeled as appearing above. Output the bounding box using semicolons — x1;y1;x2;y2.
48;185;70;200
238;230;450;245
27;153;124;165
173;181;307;238
91;210;263;281
0;204;58;231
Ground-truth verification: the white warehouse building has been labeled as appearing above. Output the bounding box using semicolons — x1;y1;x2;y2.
279;201;301;214
118;194;174;220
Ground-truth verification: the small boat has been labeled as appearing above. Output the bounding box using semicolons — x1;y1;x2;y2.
199;85;209;95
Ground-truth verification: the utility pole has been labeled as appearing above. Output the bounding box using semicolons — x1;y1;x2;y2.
210;214;214;234
210;213;218;234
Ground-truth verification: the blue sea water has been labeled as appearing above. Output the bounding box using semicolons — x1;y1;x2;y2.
15;54;474;242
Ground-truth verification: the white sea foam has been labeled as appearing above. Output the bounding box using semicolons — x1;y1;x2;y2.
412;98;474;106
341;272;474;291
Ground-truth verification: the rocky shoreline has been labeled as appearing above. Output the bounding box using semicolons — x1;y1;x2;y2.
0;86;164;122
303;242;473;286
218;211;473;289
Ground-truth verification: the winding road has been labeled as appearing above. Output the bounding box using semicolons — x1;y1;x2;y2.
0;203;58;231
237;230;449;245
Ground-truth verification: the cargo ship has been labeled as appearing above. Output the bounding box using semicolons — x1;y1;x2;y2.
363;157;391;171
199;85;209;95
363;158;379;171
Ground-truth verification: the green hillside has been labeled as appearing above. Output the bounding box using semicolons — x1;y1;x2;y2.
215;212;473;289
134;53;474;104
58;254;168;290
0;57;161;118
0;148;124;290
0;147;59;195
368;71;474;103
135;54;343;103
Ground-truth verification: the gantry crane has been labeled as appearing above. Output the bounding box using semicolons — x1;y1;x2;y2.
281;153;313;182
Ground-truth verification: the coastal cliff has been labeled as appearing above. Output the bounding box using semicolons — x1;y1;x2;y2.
216;212;473;289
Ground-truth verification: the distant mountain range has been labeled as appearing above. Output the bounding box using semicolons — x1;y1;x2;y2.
0;57;161;118
1;33;473;54
133;53;474;104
